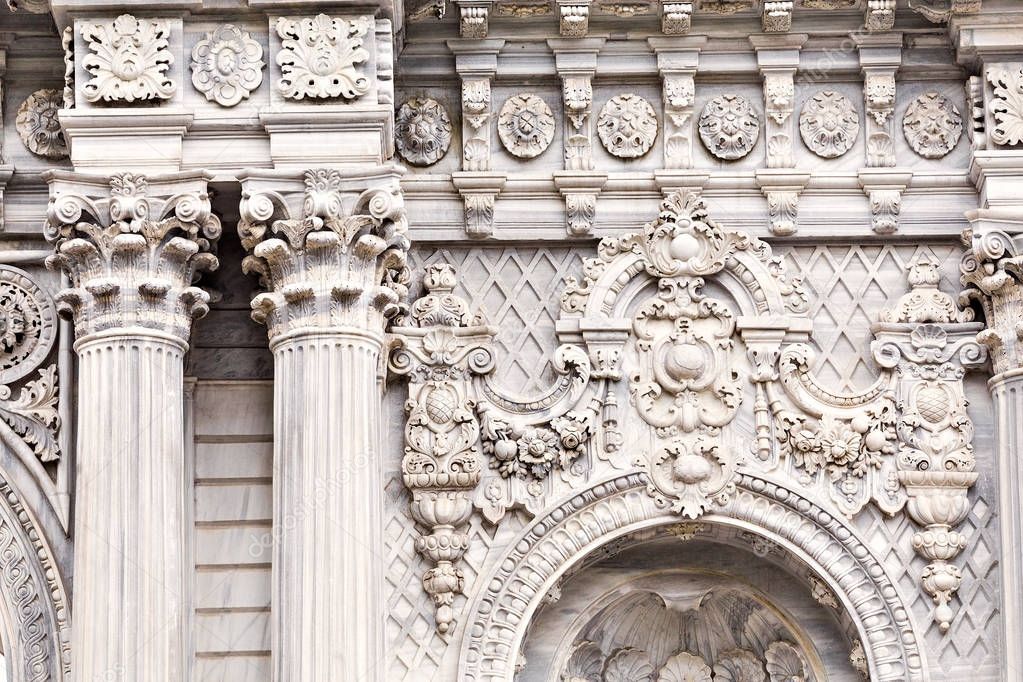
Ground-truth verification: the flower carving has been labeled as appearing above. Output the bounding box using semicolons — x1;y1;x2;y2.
275;14;371;100
698;94;760;160
15;89;68;159
799;90;859;159
395;98;452;166
81;14;175;103
498;94;556;159
597;93;658;158
903;92;963;159
513;427;559;478
0;267;57;385
190;24;265;107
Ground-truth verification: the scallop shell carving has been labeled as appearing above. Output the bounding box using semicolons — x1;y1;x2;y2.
657;651;713;682
712;649;766;682
561;640;604;681
603;648;655;682
764;641;810;682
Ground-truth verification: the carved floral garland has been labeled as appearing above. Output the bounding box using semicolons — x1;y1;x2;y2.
190;24;265;107
276;14;371;100
81;14;175;103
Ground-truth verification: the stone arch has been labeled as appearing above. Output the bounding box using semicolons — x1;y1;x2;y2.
0;426;71;682
458;472;925;682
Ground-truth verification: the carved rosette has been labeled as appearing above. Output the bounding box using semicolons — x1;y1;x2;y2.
395;97;453;166
276;14;371;100
390;265;495;634
799;91;859;159
15;89;68;159
44;171;221;343
238;168;410;340
190;24;265;107
903;92;963;159
498;94;556;159
699;94;760;160
81;14;175;103
597;94;658;159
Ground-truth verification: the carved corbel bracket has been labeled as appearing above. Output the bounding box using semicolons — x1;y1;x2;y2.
756;168;810;236
554;171;607;236
909;0;981;23
865;0;896;31
858;169;912;234
660;0;693;34
650;38;706;171
557;0;592;36
455;0;494;38
762;1;793;32
452;171;507;238
654;169;711;198
549;38;604;172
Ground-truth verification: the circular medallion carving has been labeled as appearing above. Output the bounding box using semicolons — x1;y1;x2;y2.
903;92;963;159
0;266;57;385
597;93;658;158
190;24;265;108
698;94;760;160
395;97;453;166
15;89;68;159
799;90;859;159
498;93;555;159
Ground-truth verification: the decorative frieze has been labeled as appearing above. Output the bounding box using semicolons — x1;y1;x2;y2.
903;92;963;159
81;14;175;103
190;24;265;107
598;94;659;158
16;89;68;159
275;14;371;100
698;94;760;161
498;93;556;158
396;97;452;166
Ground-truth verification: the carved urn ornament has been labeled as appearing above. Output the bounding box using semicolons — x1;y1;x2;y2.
190;24;265;107
799;90;859;159
699;94;761;160
903;92;964;159
15;89;68;159
498;93;556;159
597;93;659;158
395;97;453;166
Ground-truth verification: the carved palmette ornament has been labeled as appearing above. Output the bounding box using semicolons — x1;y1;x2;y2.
597;94;658;159
395;97;453;166
15;89;68;159
699;94;760;160
799;90;859;159
903;92;963;159
498;94;556;159
81;14;175;103
275;14;371;100
190;24;265;107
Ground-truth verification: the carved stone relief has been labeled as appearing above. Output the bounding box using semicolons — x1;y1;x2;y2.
15;89;68;159
986;64;1023;147
497;94;556;159
275;14;371;100
395;97;453;166
559;0;591;36
563;76;595;170
597;93;658;158
864;73;897;167
190;24;265;107
799;90;859;159
663;73;695;169
903;92;963;159
81;14;175;103
461;78;492;170
661;1;693;34
698;94;760;160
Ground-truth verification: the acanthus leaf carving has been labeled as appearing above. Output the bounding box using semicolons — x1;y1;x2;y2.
190;24;265;107
81;14;175;103
987;64;1023;147
275;14;371;101
0;365;61;463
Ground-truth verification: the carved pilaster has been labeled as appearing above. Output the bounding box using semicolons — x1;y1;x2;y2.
239;166;408;682
650;38;705;171
44;170;220;682
558;0;591;36
858;36;901;169
550;39;604;173
389;265;496;634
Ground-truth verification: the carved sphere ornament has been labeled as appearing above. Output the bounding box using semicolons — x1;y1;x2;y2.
0;267;57;385
698;94;760;160
15;89;68;159
799;90;860;159
498;94;556;159
190;24;265;107
395;97;453;166
903;92;963;159
597;93;658;158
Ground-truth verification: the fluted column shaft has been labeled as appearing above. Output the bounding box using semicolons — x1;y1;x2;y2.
271;329;385;681
73;330;188;681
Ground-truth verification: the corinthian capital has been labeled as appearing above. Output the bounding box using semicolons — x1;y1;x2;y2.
43;170;221;343
238;167;410;342
960;210;1023;375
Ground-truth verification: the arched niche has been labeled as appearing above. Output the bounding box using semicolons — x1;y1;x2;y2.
457;473;925;682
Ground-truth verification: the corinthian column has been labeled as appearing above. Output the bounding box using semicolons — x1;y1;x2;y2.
43;170;220;681
238;167;409;682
